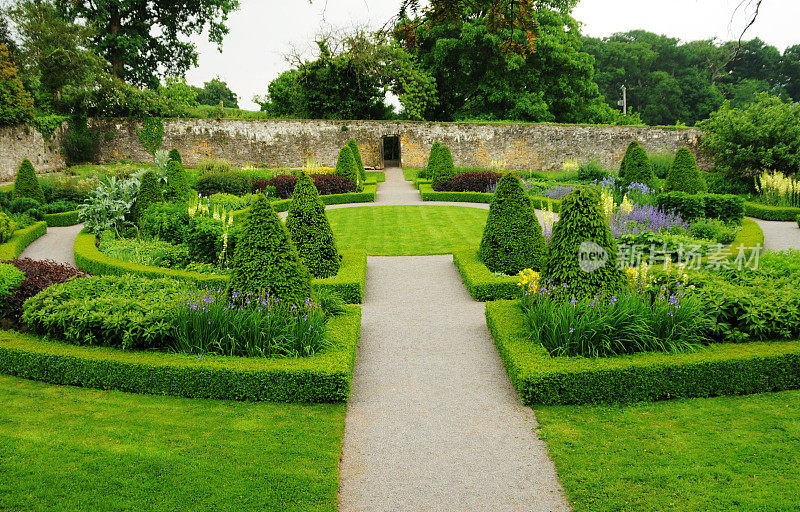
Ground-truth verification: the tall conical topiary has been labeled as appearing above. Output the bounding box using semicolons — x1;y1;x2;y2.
663;147;707;194
479;173;547;274
431;144;455;189
136;170;163;223
618;141;641;178
164;159;189;202
168;148;182;166
347;139;367;183
335;146;359;187
425;141;442;178
13;158;44;204
286;173;341;278
621;144;655;188
543;188;625;299
227;194;313;306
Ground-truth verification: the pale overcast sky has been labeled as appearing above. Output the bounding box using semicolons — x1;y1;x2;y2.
184;0;800;110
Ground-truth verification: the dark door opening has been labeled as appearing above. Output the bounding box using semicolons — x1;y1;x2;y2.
382;135;400;168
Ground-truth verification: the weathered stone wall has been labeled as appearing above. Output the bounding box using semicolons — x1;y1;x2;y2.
0;123;68;182
92;119;706;172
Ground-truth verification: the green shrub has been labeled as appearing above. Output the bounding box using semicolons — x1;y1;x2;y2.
453;248;520;301
285;173;340;278
140;203;190;243
164;159;190;202
13;159;45;204
195;171;251;196
649;152;675;179
335;146;359;188
168;148;182;166
227;195;313;305
664;148;707;194
744;202;800;221
618;141;640;178
99;236;190;269
196;159;231;174
138;117;164;155
577;160;607;181
543;188;624;298
478;173;546;274
689;219;739;244
0;221;46;261
621;144;655;188
209;193;251;212
347;139;367;183
657;192;745;223
136;170;162;222
186;216;224;264
0;212;15;243
23;275;192;350
431;145;456;190
704;172;755;195
0;263;24;305
426;141;442;177
62;116;99;164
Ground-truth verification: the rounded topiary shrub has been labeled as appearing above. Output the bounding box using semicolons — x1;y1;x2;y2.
227;194;312;306
431;145;456;190
0;212;15;243
136;170;162;223
13;159;45;204
478;173;547;274
347;139;367;183
543;188;625;299
335;146;359;187
164;159;190;202
620;144;654;188
663;148;707;194
286;173;341;278
168;148;182;166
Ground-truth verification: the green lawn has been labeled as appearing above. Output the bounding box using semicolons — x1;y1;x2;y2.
327;205;488;255
0;375;345;512
536;390;800;512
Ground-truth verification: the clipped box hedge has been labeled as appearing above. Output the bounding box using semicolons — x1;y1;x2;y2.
419;183;562;212
453;248;519;301
74;230;368;303
0;305;362;403
0;221;47;260
745;202;800;221
486;300;800;406
44;209;81;227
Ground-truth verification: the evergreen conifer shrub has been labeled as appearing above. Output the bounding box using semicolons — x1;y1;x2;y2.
663;147;707;194
621;144;655;188
335;146;359;187
13;159;44;204
168;148;182;166
432;145;456;190
136;170;162;223
164;159;189;202
347;139;367;183
478;173;547;274
618;141;641;178
286;173;341;278
425;141;442;178
227;194;313;306
543;188;625;298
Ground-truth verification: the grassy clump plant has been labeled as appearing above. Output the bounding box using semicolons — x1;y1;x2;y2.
347;139;367;183
286;173;341;279
664;148;707;194
478;173;546;274
13;159;45;204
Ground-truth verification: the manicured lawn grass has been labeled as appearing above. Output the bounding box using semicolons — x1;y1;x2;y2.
0;375;345;512
327;205;488;255
536;390;800;512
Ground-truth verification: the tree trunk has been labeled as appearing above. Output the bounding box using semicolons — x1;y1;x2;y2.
109;6;123;79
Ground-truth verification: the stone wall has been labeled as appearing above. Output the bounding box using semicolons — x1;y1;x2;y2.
0;123;68;182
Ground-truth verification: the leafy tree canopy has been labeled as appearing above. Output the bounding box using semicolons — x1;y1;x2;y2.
194;76;238;108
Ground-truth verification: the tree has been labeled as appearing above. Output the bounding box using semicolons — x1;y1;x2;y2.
664;148;707;194
0;44;34;126
227;194;312;306
285;173;341;279
14;158;45;204
478;173;546;274
780;45;800;101
195;76;238;108
55;0;240;89
254;70;302;117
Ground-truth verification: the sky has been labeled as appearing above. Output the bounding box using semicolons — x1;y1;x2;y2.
184;0;800;111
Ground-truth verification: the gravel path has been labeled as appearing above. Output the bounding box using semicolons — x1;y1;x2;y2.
338;256;569;512
750;218;800;252
19;224;84;266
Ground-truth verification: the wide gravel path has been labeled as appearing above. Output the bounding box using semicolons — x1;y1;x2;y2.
19;224;84;266
750;218;800;252
338;255;569;512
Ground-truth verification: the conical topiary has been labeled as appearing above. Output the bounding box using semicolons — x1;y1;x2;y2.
618;141;640;179
621;144;655;188
663;147;707;194
286;173;341;278
227;194;313;306
168;148;182;166
335;146;359;187
479;173;547;274
425;141;442;178
164;159;189;202
136;170;163;223
13;158;44;204
543;188;625;299
431;144;455;190
347;140;367;183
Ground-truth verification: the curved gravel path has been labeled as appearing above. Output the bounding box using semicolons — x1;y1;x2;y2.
18;224;84;266
750;218;800;252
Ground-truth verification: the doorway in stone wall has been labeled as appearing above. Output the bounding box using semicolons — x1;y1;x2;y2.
382;135;400;167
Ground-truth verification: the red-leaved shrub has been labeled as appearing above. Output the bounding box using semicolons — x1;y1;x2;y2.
265;174;357;199
1;258;87;326
435;171;503;192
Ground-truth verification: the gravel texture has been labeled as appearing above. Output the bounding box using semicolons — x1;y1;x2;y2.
338;255;570;511
19;224;84;266
750;218;800;252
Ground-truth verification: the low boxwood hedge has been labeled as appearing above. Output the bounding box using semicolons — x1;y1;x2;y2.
0;221;47;260
230;184;378;223
745;202;800;221
44;209;81;227
486;300;800;406
419;184;562;212
0;305;362;403
74;230;368;303
453;248;519;301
